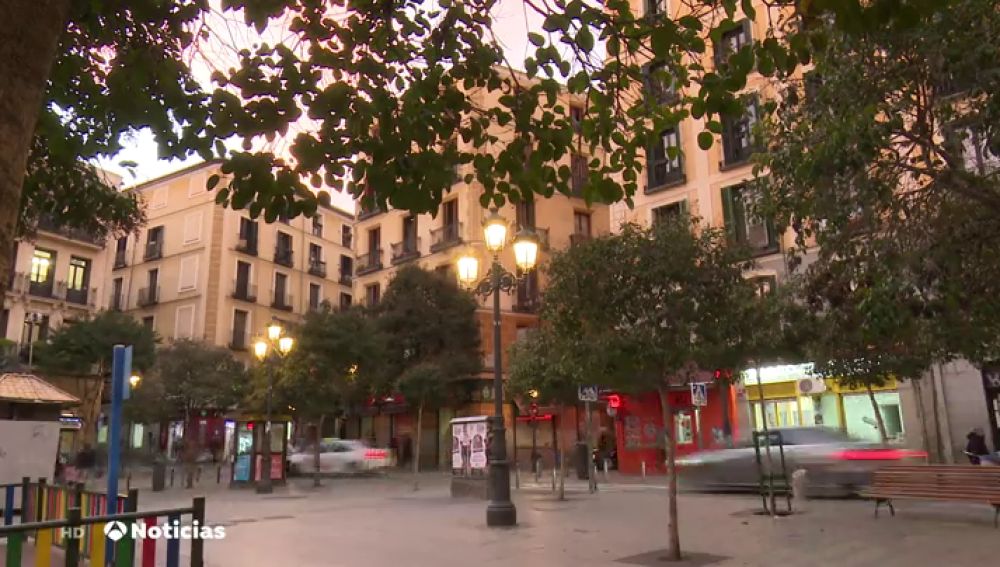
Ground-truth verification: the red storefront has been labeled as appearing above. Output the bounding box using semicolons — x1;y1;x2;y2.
613;382;740;475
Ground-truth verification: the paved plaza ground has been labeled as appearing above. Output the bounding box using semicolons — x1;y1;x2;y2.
5;471;998;566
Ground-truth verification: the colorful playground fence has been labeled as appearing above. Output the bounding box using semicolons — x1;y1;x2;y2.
0;478;205;566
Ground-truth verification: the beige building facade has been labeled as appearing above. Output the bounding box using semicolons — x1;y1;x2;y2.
110;161;355;355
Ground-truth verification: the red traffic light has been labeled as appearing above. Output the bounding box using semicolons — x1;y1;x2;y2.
607;394;622;409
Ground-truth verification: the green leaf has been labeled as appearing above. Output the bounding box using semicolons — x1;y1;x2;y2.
697;131;714;150
528;32;546;47
576;27;595;52
542;14;570;33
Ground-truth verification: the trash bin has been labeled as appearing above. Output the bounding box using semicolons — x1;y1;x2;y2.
151;460;166;492
574;442;590;480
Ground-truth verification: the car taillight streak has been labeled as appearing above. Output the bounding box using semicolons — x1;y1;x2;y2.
364;450;387;460
833;449;928;461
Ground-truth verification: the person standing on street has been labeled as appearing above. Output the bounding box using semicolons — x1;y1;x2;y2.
966;428;990;464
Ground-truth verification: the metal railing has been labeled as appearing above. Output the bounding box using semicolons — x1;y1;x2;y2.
109;291;124;311
429;223;462;252
271;292;293;311
339;272;353;286
569;233;592;246
232;281;257;302
36;216;104;246
274;247;294;267
64;287;92;306
356;249;383;275
144;241;163;261
390;238;421;264
235;236;258;256
229;328;250;351
308;260;327;277
28;279;63;300
137;286;159;307
113;250;128;269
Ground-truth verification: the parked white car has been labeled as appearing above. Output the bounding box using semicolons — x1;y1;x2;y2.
287;439;393;475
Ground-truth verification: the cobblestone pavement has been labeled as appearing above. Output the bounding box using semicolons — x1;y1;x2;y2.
119;472;997;567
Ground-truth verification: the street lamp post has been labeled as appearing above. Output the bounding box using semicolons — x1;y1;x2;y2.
457;209;539;528
253;323;294;495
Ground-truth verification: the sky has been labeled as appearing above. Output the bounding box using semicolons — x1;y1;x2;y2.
95;1;550;211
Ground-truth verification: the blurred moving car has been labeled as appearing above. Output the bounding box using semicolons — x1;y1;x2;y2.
287;438;394;475
675;427;927;497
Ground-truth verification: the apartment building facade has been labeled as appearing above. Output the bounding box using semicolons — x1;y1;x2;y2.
110;161;355;357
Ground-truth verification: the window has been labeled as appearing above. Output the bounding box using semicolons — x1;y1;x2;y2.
274;272;288;305
275;232;293;266
402;215;417;246
365;283;381;307
183;211;203;244
751;275;777;296
142;316;154;331
722;184;778;254
652;201;688;227
573;212;592;236
174;305;195;339
714;20;752;69
140;269;159;306
114;237;128;268
29;249;54;283
648;128;684;189
342;225;353;248
644;62;677;106
278;212;290;224
111;278;124;311
309;243;323;265
147;268;159;290
675;412;694;445
515;200;536;229
645;0;667;17
145;226;164;259
442;200;458;231
309;283;322;311
150;187;168;209
22;314;50;344
367;227;381;254
339;255;353;283
187;174;206;197
571;153;587;195
339;293;352;309
312;214;324;237
66;257;91;304
570;106;584;132
721;96;759;165
178;255;199;292
235;261;253;300
232;309;249;349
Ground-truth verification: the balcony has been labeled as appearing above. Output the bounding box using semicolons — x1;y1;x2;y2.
339;272;353;286
28;279;62;300
144;241;163;261
570;233;592;247
390;238;421;265
113;250;128;269
37;215;104;246
235;236;258;256
229;328;250;351
109;292;124;312
356;250;383;276
430;223;462;253
357;203;383;221
271;292;293;311
232;282;257;303
137;286;159;307
308;260;327;278
274;247;294;268
513;296;540;314
65;287;92;306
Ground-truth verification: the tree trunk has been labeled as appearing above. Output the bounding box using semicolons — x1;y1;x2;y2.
313;415;325;487
910;378;932;458
657;385;681;562
865;384;888;444
557;403;567;501
412;399;424;491
0;0;73;296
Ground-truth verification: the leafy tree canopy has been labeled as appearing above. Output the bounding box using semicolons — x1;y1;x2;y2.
126;339;247;423
36;310;157;376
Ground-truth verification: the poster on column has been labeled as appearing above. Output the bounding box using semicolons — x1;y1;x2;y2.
452;423;466;470
470;421;488;469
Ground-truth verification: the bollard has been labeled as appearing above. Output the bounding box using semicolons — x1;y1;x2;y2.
641;461;646;482
551;467;557;492
791;469;807;512
603;459;610;482
169;467;175;488
534;460;540;483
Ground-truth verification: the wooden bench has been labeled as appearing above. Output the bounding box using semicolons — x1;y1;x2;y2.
862;465;1000;527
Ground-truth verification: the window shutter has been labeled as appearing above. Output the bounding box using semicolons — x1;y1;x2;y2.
150;187;168;209
741;19;752;44
721;186;736;238
183;211;203;244
174;305;195;339
179;255;199;291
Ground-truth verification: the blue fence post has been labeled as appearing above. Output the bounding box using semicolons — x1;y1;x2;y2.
106;344;132;517
3;486;13;525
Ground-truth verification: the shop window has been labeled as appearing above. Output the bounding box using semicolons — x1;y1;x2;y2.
675;412;694;445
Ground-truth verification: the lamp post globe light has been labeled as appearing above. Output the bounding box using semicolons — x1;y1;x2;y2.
456;208;539;527
252;322;294;494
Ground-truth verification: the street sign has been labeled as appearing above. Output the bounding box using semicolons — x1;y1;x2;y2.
578;385;599;402
690;383;708;407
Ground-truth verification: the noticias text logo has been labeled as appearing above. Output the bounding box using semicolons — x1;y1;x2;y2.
94;519;225;541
